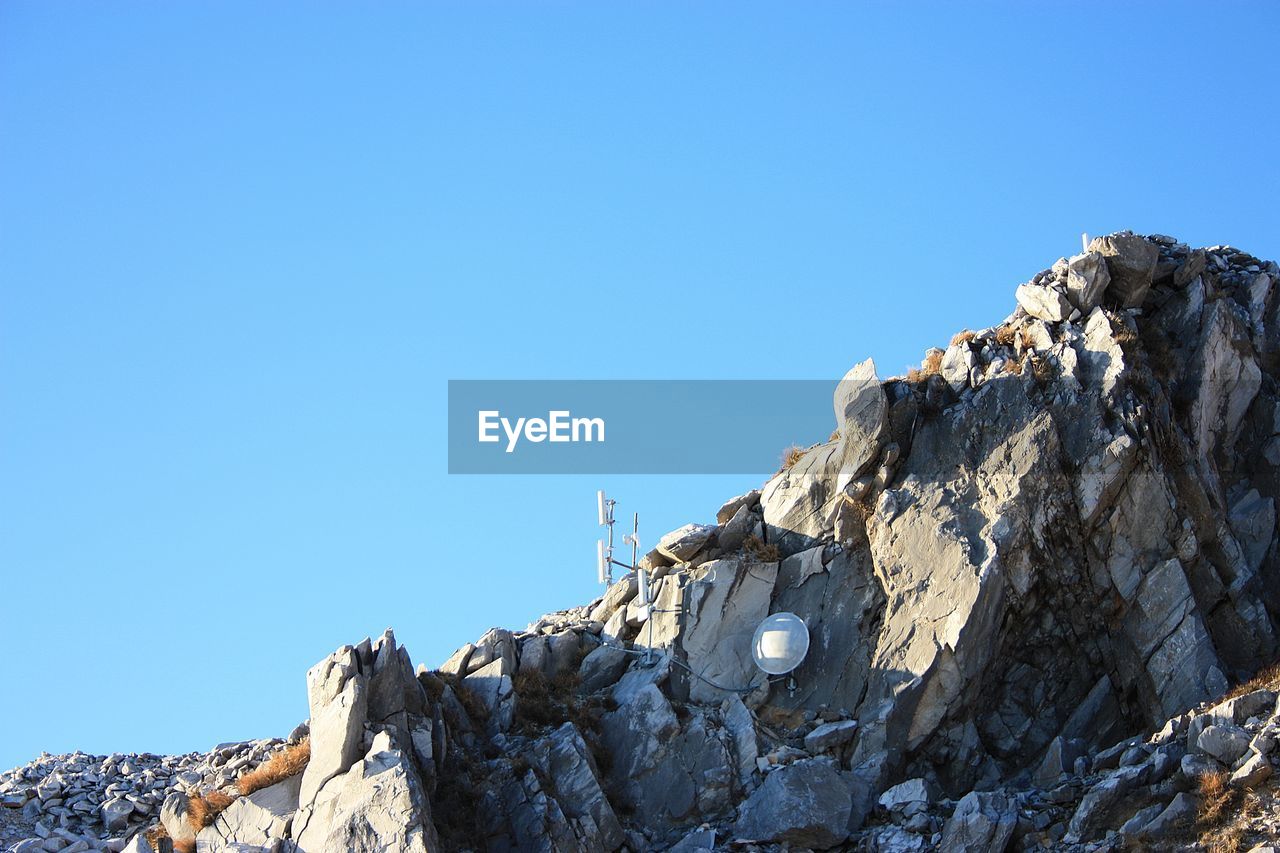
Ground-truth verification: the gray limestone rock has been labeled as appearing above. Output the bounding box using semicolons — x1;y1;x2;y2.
731;760;851;848
1089;232;1159;308
938;790;1017;853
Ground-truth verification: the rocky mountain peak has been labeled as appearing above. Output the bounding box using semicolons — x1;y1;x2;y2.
5;231;1280;851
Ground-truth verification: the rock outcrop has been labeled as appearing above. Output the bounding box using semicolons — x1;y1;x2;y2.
6;232;1280;852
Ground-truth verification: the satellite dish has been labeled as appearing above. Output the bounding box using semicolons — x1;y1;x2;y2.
751;612;810;675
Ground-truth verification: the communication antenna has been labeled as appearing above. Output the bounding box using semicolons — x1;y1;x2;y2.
595;491;640;587
752;612;810;694
1081;232;1090;253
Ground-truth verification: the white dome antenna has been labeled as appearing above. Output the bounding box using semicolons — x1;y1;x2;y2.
752;612;810;676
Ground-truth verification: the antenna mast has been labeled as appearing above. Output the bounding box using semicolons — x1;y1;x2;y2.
596;490;640;589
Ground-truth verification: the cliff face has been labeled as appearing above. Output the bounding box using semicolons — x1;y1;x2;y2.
5;232;1280;852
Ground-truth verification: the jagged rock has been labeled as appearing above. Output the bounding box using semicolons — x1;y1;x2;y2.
877;777;931;818
1032;736;1087;787
298;655;366;806
675;558;775;704
525;723;623;852
17;233;1280;853
463;657;515;732
1138;791;1198;838
159;791;195;846
731;760;850;848
720;695;758;788
656;524;717;563
198;774;301;850
99;797;134;832
1066;764;1149;841
1089;232;1159;307
578;643;629;694
668;826;716;852
716;490;760;525
290;731;436;853
717;503;754;551
767;546;882;713
941;342;975;392
760;441;841;553
1197;723;1251;765
601;682;736;833
588;575;638;624
1015;281;1073;322
1231;752;1272;787
803;720;858;753
1065;250;1111;311
1230;489;1275;575
938;790;1017;852
1124;558;1227;719
833;358;888;495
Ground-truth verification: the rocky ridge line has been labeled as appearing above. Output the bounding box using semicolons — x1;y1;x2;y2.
6;231;1280;852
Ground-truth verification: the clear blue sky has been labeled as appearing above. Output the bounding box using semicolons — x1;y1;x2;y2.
2;2;1278;770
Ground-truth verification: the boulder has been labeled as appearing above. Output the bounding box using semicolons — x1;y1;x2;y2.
1015;282;1073;322
717;490;760;525
601;683;736;832
731;760;851;848
197;774;301;849
462;657;515;732
159;791;195;847
290;731;436;853
877;777;932;818
938;790;1017;853
1231;752;1272;787
578;643;629;694
588;574;638;624
99;797;134;832
1065;250;1111;311
803;720;858;754
1089;232;1159;308
656;524;716;563
1139;791;1198;838
1197;724;1251;765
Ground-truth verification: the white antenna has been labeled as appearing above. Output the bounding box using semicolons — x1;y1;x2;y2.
594;491;638;587
1081;232;1090;253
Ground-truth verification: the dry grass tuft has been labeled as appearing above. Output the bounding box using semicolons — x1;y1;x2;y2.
453;682;492;724
781;445;805;470
144;824;173;850
187;789;236;832
1019;328;1035;351
236;739;310;796
1030;354;1054;384
174;841;195;853
994;324;1017;347
1198;770;1233;825
906;350;944;384
512;669;579;732
1195;769;1248;852
950;329;976;347
743;534;782;562
1005;353;1024;375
